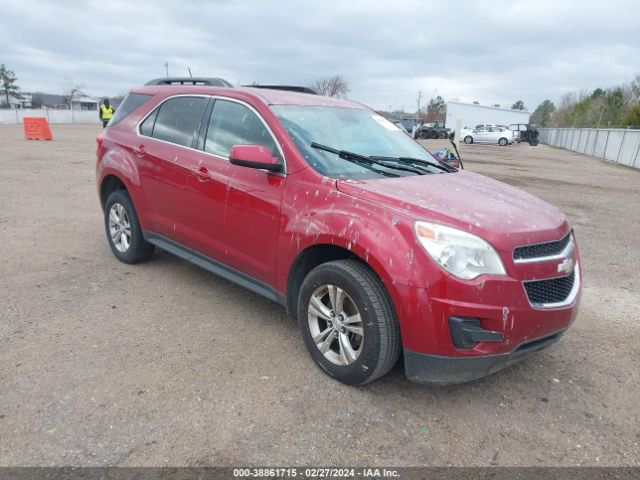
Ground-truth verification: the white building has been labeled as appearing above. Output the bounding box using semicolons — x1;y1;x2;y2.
445;101;531;132
71;95;99;111
4;93;33;109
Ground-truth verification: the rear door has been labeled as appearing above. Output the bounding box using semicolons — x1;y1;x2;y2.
486;127;502;143
137;95;209;241
474;126;490;143
183;98;286;284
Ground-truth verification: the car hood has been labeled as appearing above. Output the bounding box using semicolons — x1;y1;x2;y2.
336;170;569;252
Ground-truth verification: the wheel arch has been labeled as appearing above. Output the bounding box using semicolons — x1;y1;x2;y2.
285;243;395;316
286;244;355;314
100;174;128;210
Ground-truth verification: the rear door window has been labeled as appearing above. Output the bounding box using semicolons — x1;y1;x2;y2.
204;99;279;159
151;96;208;148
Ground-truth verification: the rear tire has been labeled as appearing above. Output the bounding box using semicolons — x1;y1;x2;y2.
464;135;473;144
529;137;539;146
104;190;155;264
297;260;401;385
498;137;508;146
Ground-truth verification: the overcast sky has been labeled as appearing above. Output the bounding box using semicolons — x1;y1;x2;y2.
2;0;639;112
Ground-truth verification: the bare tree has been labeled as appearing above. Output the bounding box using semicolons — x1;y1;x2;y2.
425;95;445;123
63;77;86;109
310;75;349;98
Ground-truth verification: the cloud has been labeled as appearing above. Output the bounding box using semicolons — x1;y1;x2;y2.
1;0;639;111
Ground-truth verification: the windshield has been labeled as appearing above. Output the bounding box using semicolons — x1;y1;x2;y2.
272;105;441;179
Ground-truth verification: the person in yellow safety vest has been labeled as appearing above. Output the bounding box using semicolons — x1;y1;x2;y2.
99;99;115;128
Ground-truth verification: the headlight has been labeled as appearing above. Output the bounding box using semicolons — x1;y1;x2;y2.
414;221;506;280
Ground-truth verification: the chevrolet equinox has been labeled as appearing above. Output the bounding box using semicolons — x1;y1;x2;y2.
96;78;581;385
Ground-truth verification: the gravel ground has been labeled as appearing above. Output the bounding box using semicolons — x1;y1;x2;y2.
0;124;638;466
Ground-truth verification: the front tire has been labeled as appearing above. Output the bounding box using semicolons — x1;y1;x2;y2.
529;137;539;146
104;190;155;264
297;260;401;385
464;135;473;144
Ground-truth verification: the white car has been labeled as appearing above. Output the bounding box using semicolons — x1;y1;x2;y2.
462;125;514;146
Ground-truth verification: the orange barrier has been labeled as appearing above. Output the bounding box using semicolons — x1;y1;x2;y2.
23;117;53;141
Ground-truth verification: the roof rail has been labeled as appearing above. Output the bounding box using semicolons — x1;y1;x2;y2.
145;77;233;87
244;85;317;95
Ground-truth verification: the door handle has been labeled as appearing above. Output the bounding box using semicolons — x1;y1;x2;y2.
192;165;211;180
132;145;146;156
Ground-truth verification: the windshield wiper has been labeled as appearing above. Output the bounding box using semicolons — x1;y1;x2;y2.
310;142;426;176
369;155;453;173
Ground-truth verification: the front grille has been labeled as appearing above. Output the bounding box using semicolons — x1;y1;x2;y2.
523;271;576;306
514;233;571;261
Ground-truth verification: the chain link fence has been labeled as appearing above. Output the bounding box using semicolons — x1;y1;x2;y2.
539;127;640;169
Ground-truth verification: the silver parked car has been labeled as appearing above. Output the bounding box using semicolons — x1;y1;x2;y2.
462;125;514;146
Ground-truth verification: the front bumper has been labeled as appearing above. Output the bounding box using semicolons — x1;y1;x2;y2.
404;330;565;384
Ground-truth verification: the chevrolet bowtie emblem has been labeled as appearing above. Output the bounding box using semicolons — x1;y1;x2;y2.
557;258;575;275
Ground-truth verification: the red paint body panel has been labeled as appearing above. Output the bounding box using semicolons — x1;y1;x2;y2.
97;84;581;365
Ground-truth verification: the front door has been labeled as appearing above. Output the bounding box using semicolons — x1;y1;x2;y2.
182;98;286;285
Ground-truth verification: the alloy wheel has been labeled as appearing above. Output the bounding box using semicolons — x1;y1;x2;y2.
108;202;132;253
307;284;364;366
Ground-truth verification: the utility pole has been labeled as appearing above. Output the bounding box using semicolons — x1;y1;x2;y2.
417;90;423;119
187;67;193;78
164;61;169;77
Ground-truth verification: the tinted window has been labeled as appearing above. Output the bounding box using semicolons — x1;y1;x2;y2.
204;100;279;158
139;108;158;137
152;96;208;148
108;93;152;126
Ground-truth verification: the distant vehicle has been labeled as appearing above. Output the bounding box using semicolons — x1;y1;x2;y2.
398;118;421;135
463;125;514;146
414;122;452;140
509;124;540;146
391;120;410;135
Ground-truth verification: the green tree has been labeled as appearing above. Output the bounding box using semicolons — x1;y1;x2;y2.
0;64;23;107
622;104;640;127
530;100;556;126
511;100;525;110
604;88;625;126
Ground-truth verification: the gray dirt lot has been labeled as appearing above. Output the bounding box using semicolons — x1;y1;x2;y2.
0;124;638;466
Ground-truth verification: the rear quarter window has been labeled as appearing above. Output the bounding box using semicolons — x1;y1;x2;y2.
108;93;153;126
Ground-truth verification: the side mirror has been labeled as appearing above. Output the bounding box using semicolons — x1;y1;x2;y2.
229;145;282;172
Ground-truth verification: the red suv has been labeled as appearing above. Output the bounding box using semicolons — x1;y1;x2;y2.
96;78;581;385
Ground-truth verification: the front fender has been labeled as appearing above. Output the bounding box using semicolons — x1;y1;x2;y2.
277;178;438;292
